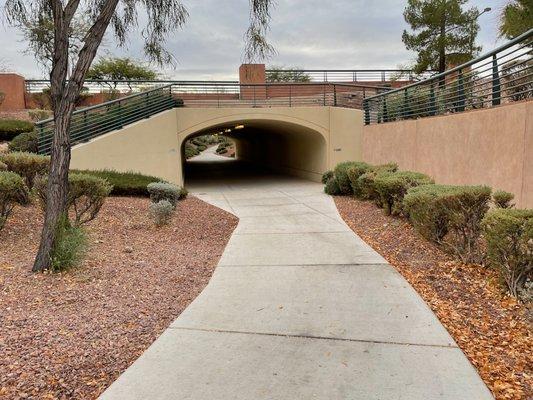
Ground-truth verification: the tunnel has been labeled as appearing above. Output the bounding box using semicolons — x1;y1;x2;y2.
181;119;328;187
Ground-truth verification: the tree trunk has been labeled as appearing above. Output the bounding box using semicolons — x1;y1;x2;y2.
32;103;74;272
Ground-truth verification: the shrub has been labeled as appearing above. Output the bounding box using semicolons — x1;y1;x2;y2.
324;177;341;195
0;161;6;171
482;208;533;298
0;171;30;231
321;170;334;184
28;109;52;122
346;162;373;197
147;182;185;208
35;173;112;226
0;119;35;141
149;200;174;227
374;171;434;216
334;161;369;195
493;190;515;209
404;184;492;263
355;162;398;201
0;152;50;188
70;169;163;196
185;142;200;159
50;216;88;272
8;131;39;153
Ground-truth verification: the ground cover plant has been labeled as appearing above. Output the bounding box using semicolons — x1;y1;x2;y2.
71;169;164;196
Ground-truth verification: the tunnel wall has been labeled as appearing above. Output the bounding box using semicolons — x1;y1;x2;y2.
70;109;181;183
69;106;363;186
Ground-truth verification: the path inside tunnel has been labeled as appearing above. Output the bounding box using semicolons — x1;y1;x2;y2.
100;147;493;399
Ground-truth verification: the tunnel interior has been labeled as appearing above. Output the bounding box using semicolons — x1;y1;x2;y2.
182;119;328;187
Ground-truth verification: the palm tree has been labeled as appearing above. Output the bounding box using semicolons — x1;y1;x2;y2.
499;0;533;39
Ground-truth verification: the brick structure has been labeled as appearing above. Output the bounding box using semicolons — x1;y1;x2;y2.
0;74;26;111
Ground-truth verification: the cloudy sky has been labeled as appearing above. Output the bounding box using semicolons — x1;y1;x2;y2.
0;0;508;79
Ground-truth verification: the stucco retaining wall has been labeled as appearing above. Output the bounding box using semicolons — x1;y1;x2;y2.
362;101;533;208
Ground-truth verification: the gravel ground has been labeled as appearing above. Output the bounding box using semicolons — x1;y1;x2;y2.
335;196;532;400
0;196;238;399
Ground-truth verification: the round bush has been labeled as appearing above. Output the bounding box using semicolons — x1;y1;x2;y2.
147;182;185;208
324;177;341;195
9;131;38;153
493;190;515;209
321;170;334;184
374;171;434;216
149;199;174;227
0;171;30;231
0;152;50;188
0;119;34;141
334;161;370;195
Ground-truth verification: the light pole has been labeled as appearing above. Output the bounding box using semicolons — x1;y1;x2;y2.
471;7;492;54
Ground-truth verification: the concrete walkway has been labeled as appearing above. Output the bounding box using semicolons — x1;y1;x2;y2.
99;152;493;399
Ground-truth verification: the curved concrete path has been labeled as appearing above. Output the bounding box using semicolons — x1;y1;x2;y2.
99;152;493;399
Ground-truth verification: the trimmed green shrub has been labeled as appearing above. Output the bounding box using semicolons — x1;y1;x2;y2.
0;161;6;171
374;171;434;216
70;170;163;196
324;177;341;195
346;162;373;197
147;182;185;208
0;152;50;188
149;199;174;226
334;161;369;195
404;184;492;263
185;142;200;159
50;216;88;272
493;190;515;209
0;119;34;141
355;163;398;201
35;173;113;226
482;208;533;298
28;109;52;122
8;131;38;153
0;171;30;231
321;170;334;184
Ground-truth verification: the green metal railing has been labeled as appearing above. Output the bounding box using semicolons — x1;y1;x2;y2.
363;29;533;125
36;84;177;155
36;81;388;155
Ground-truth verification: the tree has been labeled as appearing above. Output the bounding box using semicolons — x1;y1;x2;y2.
87;57;158;90
402;0;482;74
266;66;311;82
499;0;533;40
4;0;274;272
13;14;91;71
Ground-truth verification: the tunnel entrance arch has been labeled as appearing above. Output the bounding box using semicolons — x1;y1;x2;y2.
179;115;329;185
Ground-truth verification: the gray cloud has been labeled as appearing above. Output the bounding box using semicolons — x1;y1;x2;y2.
0;0;507;79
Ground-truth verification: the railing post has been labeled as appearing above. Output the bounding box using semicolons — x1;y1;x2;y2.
333;85;337;107
253;86;256;107
492;54;501;106
457;69;465;112
429;82;436;116
117;100;123;129
381;71;386;82
402;89;409;119
323;84;326;106
289;85;292;107
382;97;388;122
144;92;150;118
217;84;220;108
363;99;370;125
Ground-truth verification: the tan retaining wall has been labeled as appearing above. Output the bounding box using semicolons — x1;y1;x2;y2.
362;101;533;208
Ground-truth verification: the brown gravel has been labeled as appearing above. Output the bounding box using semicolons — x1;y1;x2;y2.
334;196;532;400
0;196;238;399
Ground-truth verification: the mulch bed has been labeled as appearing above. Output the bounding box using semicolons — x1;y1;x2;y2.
334;196;532;400
0;196;238;399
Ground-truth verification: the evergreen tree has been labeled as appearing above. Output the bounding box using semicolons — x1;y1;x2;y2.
402;0;482;74
499;0;533;40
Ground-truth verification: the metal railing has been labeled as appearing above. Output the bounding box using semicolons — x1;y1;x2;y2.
36;85;177;155
265;69;436;83
170;82;389;108
25;79;239;94
36;82;389;155
362;29;533;125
